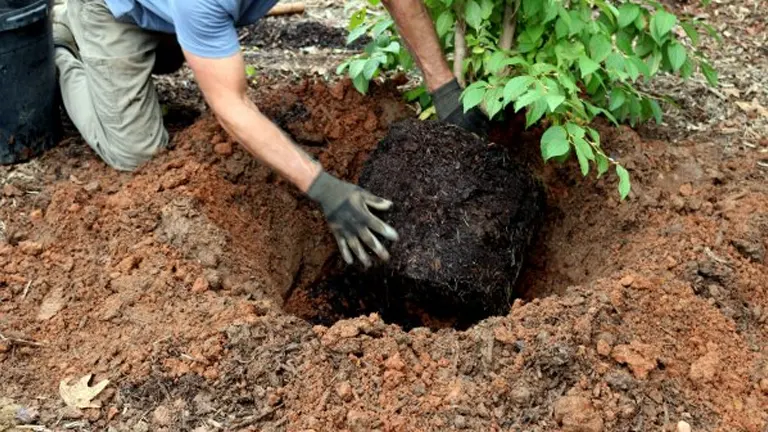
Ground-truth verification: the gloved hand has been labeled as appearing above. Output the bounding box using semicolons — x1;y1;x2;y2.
307;171;398;267
431;78;489;137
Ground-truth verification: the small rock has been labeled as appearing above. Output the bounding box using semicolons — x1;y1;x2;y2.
60;406;84;420
509;386;531;404
597;339;612;357
335;381;353;402
83;181;101;193
731;238;765;263
29;209;43;222
619;275;635;287
191;277;209;293
213;142;233;156
611;343;657;379
679;183;693;197
384;352;406;371
3;184;22;197
686;197;702;212
116;256;138;273
605;370;635;390
346;409;370;432
204;269;222;290
193;392;215;415
107;406;119;421
553;395;604;432
454;414;467;429
0;340;9;353
18;241;43;256
759;378;768;394
267;392;281;407
132;420;149;432
689;350;719;383
677;420;692;432
152;405;173;427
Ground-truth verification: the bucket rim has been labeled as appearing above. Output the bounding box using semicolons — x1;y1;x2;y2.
0;0;50;32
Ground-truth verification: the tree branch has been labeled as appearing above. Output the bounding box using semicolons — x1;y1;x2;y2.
454;18;467;87
499;0;520;51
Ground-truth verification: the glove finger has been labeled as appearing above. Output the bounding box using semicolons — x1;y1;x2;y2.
347;237;372;268
358;227;390;262
333;233;354;265
362;191;393;211
363;212;399;241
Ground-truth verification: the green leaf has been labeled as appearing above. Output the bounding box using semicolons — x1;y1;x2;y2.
352;73;369;94
680;58;694;79
540;125;570;161
363;56;382;80
435;11;454;37
617;3;640;28
605;53;627;79
545;94;566;112
565;122;585;138
666;42;687;72
465;0;483;29
526;98;548;127
555;17;569;39
245;65;257;78
480;0;494;18
616;165;631;200
650;10;676;45
349;8;367;31
335;59;351;75
461;83;487;112
578;55;600;77
484;87;504;119
646;49;662;75
349;59;367;78
609;88;626;111
616;30;634;55
514;87;544;113
347;24;370;44
701;61;718;86
625;58;640;81
381;41;401;53
628;56;650;77
589;34;613;63
523;0;543;18
649;99;663;123
371;17;393;39
596;153;609;178
487;51;507;74
403;86;426;102
573;136;591;176
680;21;700;45
503;76;535;104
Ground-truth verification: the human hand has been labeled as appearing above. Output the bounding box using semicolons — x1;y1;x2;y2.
307;171;398;267
431;78;489;136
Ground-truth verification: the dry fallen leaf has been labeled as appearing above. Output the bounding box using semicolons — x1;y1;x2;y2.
37;285;65;321
59;374;110;409
735;100;768;118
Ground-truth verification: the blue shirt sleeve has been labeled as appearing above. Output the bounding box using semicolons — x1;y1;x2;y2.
169;0;240;59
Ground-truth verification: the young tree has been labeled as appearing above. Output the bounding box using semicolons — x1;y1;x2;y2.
338;0;719;199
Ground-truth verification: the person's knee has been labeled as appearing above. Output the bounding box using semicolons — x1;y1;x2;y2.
100;127;168;171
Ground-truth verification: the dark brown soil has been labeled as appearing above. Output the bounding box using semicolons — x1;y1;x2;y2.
307;120;544;329
239;19;370;50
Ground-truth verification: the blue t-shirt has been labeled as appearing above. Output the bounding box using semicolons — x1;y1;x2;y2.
105;0;278;58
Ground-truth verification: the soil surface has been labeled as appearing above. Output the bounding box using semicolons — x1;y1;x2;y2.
2;0;768;431
240;19;370;50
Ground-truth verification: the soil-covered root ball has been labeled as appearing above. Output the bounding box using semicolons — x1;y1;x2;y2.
324;119;546;328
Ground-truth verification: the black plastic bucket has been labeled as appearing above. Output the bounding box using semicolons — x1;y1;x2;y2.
0;0;57;164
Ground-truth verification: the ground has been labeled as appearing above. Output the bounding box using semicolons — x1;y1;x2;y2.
1;0;767;431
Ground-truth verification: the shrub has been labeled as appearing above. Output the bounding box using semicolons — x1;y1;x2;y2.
338;0;719;199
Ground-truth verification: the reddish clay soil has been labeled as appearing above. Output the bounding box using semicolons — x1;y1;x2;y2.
1;77;767;432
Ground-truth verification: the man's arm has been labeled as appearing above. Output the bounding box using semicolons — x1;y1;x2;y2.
183;50;398;266
184;51;320;191
382;0;488;135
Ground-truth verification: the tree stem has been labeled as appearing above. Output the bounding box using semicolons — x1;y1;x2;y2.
499;0;520;51
454;18;467;87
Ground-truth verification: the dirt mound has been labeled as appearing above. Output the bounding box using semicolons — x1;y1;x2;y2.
1;74;767;432
240;20;370;50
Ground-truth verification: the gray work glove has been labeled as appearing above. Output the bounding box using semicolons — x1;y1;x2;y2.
431;78;489;137
307;171;398;267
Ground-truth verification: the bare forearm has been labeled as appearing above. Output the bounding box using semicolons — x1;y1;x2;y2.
216;96;320;192
382;0;453;91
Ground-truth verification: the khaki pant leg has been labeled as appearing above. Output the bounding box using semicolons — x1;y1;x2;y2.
55;0;167;171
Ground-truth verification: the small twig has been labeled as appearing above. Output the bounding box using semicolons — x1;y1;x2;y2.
453;18;467;87
21;280;32;300
499;0;520;51
0;332;45;347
